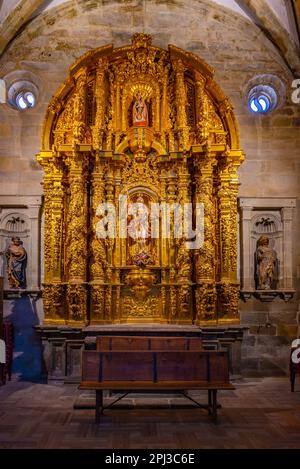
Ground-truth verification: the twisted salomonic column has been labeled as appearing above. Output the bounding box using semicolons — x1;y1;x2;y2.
93;58;108;150
161;66;174;152
194;71;209;144
102;166;115;320
194;150;217;324
73;68;87;144
65;153;88;325
39;155;66;323
173;59;189;151
217;154;240;322
176;157;192;321
90;154;107;323
166;169;178;321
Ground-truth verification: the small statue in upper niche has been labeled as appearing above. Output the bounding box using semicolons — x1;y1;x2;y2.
132;94;148;127
255;235;278;290
5;237;27;289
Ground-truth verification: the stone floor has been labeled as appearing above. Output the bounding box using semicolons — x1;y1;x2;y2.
0;377;300;448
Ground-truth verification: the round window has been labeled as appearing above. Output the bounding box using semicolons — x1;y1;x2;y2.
16;91;36;110
7;79;38;111
248;85;277;114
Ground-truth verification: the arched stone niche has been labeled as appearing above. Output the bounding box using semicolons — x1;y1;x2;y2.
0;196;42;291
239;197;296;302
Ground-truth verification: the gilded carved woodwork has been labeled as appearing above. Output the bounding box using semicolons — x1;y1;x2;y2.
67;284;87;324
73;68;89;144
193;153;217;284
65;155;88;283
42;283;65;323
38;33;244;326
91;285;105;322
90;156;107;285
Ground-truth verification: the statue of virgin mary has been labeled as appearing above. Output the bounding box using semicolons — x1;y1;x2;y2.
132;94;148;127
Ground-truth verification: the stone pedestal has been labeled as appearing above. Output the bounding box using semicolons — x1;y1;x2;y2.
35;324;245;382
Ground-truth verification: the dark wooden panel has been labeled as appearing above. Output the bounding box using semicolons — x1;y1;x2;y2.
97;336;151;351
156;351;208;382
208;352;229;383
82;349;231;386
150;337;187;350
82;351;101;382
187;338;203;350
102;352;154;381
96;336;202;351
96;337;111;351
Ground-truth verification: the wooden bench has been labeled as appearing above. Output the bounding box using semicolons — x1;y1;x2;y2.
79;348;234;424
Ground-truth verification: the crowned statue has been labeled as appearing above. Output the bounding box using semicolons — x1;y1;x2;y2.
132;93;148;127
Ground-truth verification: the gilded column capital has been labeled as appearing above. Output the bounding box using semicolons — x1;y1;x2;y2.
90;165;107;288
194;72;210;144
93;57;109;150
173;58;189;151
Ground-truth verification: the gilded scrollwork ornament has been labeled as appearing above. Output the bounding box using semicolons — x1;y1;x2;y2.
195;284;217;323
217;282;240;321
91;285;105;321
176;238;192;282
178;285;191;320
67;284;87;324
73;68;88;144
43;283;65;322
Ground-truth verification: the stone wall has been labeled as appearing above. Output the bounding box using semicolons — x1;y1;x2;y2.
0;0;299;378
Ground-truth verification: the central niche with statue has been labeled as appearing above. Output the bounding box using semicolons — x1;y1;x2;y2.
38;33;244;326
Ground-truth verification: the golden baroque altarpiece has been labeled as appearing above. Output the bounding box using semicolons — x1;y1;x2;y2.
37;34;244;326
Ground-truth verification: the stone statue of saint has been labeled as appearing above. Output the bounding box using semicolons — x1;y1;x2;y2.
255;235;278;290
5;237;27;289
132;94;148;127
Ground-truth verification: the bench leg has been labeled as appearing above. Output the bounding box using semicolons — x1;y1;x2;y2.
212;390;218;424
95;390;103;424
290;371;295;392
0;364;4;386
208;390;212;414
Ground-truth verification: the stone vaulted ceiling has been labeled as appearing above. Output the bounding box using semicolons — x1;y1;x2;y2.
0;0;299;75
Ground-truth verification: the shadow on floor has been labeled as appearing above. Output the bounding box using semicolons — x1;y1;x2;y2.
6;295;45;383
